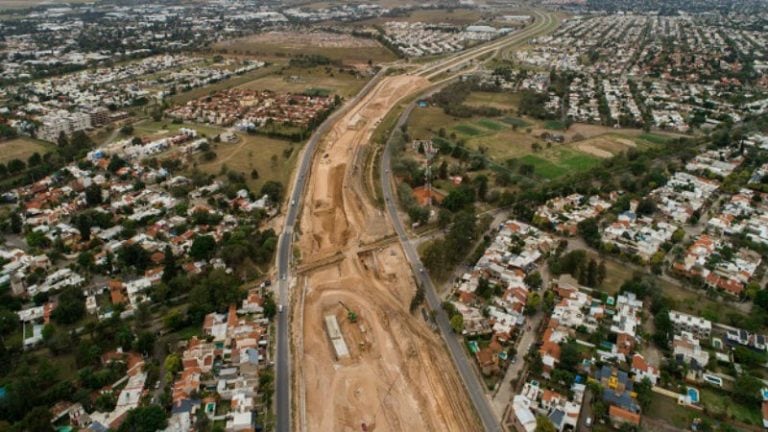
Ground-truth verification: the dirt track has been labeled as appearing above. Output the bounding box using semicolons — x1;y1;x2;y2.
292;76;480;431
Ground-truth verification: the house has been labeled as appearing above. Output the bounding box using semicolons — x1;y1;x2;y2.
511;394;537;432
669;311;711;339
673;332;710;368
609;405;641;428
630;354;660;385
595;366;639;413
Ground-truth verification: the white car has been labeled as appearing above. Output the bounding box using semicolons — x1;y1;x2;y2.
278;304;284;313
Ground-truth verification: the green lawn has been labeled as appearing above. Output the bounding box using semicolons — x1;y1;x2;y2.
520;148;600;179
646;394;697;429
500;116;530;128
519;155;563;178
0;137;55;164
544;120;567;130
638;133;672;145
700;388;762;426
464;91;521;111
132;119;224;139
476;119;504;131
560;152;602;171
454;124;484;136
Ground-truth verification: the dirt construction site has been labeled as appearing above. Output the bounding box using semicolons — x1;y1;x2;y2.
291;75;481;431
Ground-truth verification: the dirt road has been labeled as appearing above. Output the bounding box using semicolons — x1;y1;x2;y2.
291;75;480;431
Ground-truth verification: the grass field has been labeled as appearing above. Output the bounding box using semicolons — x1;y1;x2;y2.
520;149;600;179
454;124;484;136
131;120;301;192
500;116;530;128
638;132;673;145
213;32;396;65
0;137;55;164
700;388;761;426
194;132;301;193
646;394;697;429
132;119;223;140
544;119;568;130
465;92;521;111
476;119;504;131
408;106;604;179
236;66;368;99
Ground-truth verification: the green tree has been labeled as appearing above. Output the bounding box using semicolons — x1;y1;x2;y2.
535;415;557;432
18;406;54;432
559;339;581;372
450;314;464;333
164;354;182;375
0;308;19;335
7;158;25;173
524;272;543;290
52;287;86;325
410;285;425;312
263;292;277;320
260;181;284;203
134;331;156;356
118;405;168;432
85;184;103;206
635;377;653;409
189;235;216;261
733;373;761;405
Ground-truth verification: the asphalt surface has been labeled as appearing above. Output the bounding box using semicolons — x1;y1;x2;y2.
274;11;557;432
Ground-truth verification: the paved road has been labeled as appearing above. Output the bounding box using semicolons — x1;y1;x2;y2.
274;11;558;432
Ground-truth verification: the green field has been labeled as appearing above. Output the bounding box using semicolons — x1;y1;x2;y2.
236;66;368;99
465;91;521;111
544;120;567;130
500;116;530;128
638;133;673;145
700;388;762;426
519;149;600;179
408;106;604;180
213;32;397;65
476;119;504;131
194;132;301;193
454;124;484;136
0;137;55;164
132;120;223;140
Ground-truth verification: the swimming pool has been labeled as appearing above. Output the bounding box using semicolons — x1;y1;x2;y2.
687;387;700;404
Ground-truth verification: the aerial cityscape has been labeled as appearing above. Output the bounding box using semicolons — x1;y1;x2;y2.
1;0;768;431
